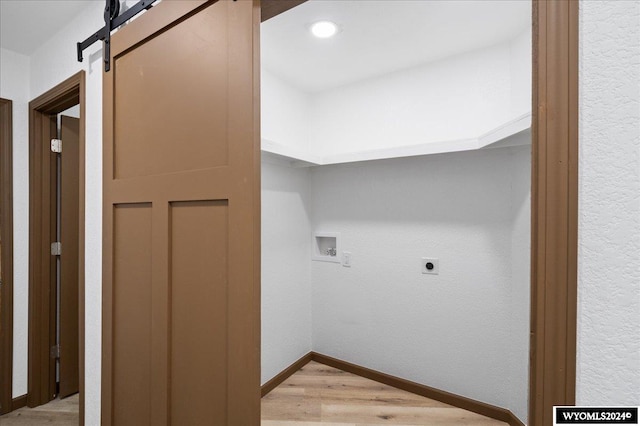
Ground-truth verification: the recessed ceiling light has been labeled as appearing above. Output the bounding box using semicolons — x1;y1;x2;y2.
310;21;339;38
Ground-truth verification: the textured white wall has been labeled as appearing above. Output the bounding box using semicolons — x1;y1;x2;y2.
310;146;531;422
261;32;531;159
261;160;313;384
509;30;532;117
261;68;311;152
0;47;30;398
577;0;640;405
308;39;522;156
508;146;531;422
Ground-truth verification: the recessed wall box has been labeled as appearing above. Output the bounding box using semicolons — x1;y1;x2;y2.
312;232;340;263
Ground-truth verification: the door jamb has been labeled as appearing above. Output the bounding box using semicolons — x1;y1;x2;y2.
263;1;579;425
28;71;86;426
529;1;579;424
0;98;14;415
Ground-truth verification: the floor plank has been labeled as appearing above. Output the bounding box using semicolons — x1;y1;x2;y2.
261;361;508;425
0;361;509;425
0;394;79;426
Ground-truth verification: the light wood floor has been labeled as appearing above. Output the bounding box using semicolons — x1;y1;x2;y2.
0;362;508;425
261;361;508;425
0;394;79;426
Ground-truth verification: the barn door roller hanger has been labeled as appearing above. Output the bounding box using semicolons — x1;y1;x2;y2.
76;0;158;72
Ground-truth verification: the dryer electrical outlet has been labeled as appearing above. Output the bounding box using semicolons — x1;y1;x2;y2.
421;258;439;275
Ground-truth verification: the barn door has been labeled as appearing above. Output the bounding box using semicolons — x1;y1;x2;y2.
102;1;260;425
59;115;79;399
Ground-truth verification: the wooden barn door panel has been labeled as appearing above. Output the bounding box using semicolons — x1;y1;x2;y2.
103;1;260;425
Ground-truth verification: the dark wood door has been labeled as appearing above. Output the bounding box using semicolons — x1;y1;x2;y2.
59;115;79;399
102;1;260;425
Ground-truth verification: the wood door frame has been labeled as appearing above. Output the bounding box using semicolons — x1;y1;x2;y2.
530;1;579;424
28;71;86;425
0;98;14;415
264;1;579;425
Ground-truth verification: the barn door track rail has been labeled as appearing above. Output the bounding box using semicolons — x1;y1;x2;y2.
77;0;158;72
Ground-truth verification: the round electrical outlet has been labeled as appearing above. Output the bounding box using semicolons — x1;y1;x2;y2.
421;258;439;275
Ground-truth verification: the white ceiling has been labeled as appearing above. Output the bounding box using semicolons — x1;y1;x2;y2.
0;0;93;55
1;0;530;90
262;0;531;93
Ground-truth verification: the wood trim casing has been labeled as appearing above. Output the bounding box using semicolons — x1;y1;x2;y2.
529;1;579;425
261;352;525;426
311;353;525;426
29;103;58;407
253;0;264;414
0;98;14;415
11;395;27;411
260;0;307;22
27;72;86;426
261;353;313;397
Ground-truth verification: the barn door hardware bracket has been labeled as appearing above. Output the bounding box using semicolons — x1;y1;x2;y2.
76;0;158;72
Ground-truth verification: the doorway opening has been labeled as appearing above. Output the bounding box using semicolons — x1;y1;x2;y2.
0;98;14;415
260;1;533;424
27;72;85;425
259;1;578;426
